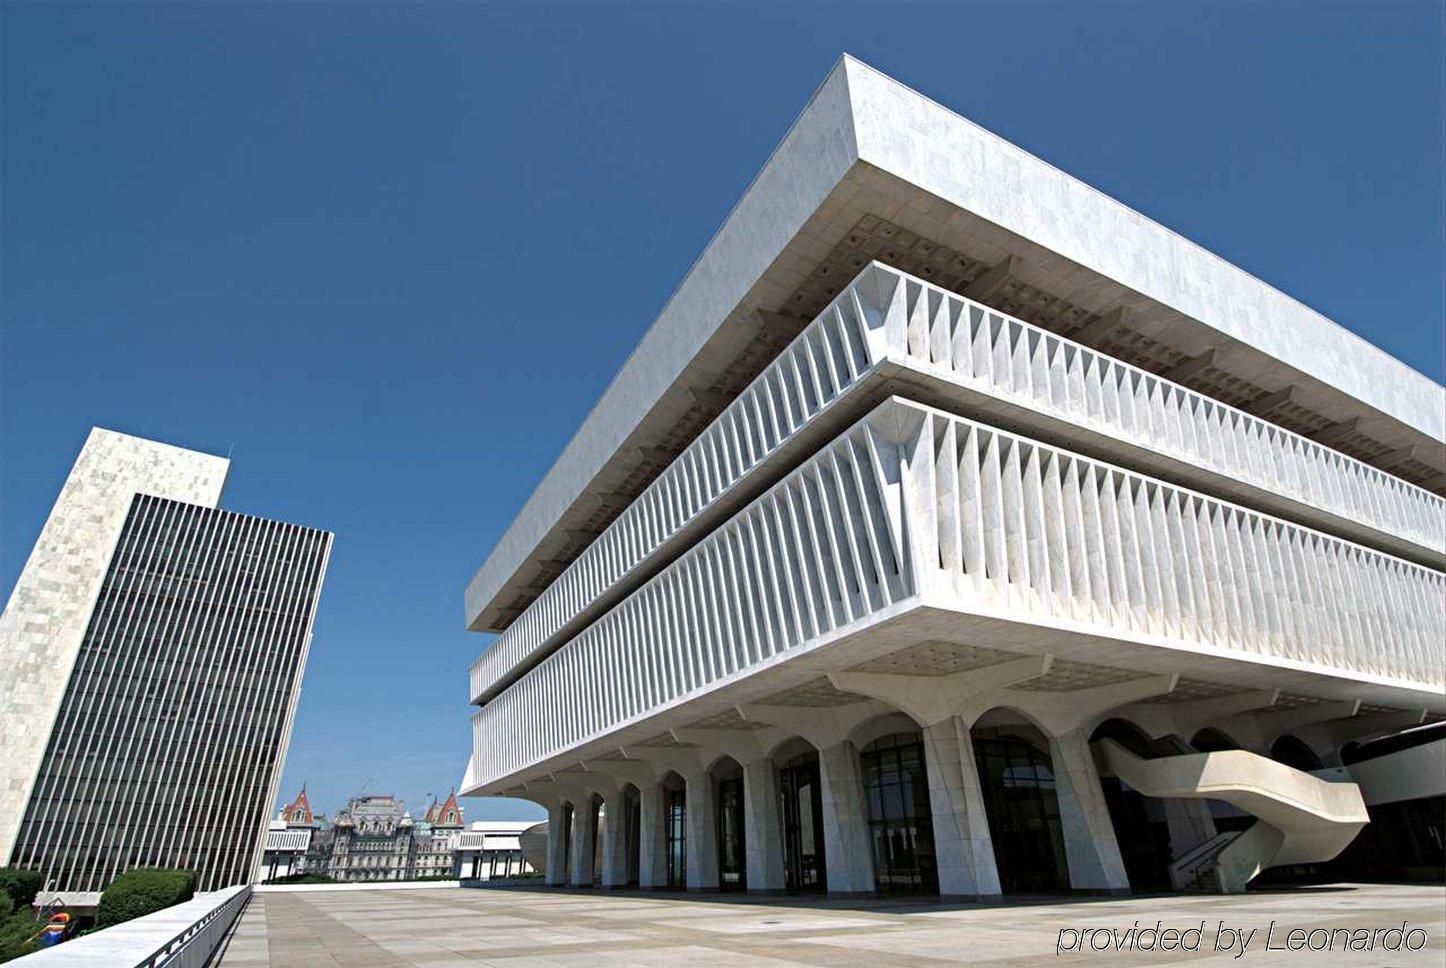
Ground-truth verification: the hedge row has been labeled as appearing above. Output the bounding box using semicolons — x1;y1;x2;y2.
0;871;39;911
262;872;336;885
0;869;42;964
94;868;196;930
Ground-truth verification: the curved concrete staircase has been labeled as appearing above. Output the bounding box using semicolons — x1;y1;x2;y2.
1093;738;1369;893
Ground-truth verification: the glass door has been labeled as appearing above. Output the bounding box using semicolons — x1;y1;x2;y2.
624;787;641;887
972;734;1069;893
860;732;938;894
717;775;747;891
779;754;827;892
561;802;573;881
665;786;686;888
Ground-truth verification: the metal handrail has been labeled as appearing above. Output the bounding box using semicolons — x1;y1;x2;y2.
17;884;251;967
1170;831;1240;887
139;885;251;968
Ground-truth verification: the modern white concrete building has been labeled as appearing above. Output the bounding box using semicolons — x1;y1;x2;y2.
259;786;320;881
0;428;332;897
455;821;539;881
461;57;1444;899
260;823;313;882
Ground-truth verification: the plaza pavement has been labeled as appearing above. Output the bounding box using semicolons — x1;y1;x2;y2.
215;882;1445;967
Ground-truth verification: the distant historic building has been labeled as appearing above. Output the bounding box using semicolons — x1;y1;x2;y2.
281;786;318;828
327;795;420;882
260;789;472;882
259;787;543;883
414;793;466;878
259;787;321;881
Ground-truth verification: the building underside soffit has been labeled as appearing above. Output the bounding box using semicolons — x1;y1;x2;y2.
1133;678;1247;705
845;640;1015;676
1008;658;1145;692
659;647;1423;725
1272;691;1339;710
635;732;697;749
683;709;776;731
778;650;1418;727
756;677;872;708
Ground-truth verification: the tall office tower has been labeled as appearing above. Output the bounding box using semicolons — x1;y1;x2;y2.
0;428;331;897
461;57;1444;900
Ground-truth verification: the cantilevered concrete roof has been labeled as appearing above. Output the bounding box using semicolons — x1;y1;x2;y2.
466;55;1444;635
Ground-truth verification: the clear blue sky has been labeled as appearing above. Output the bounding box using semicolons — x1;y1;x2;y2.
2;2;1441;823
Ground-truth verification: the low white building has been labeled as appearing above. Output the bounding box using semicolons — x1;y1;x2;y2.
260;823;313;882
257;786;320;882
460;57;1443;899
455;821;540;881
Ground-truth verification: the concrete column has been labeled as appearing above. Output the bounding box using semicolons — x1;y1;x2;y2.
600;788;630;889
921;717;1002;900
1162;797;1217;859
818;740;875;897
545;801;569;887
743;758;785;894
1049;727;1130;895
638;783;667;889
684;773;718;892
569;797;596;887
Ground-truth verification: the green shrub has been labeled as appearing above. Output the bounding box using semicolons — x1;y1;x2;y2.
0;870;40;910
0;908;42;963
94;868;196;930
262;872;335;885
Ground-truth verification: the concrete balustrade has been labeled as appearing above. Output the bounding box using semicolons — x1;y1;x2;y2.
19;885;251;968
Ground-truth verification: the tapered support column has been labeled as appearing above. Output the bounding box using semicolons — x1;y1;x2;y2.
1162;797;1217;858
638;783;667;890
1049;727;1130;894
818;740;875;897
684;773;718;892
743;758;785;894
545;801;569;887
569;797;596;887
922;718;1002;900
600;788;630;888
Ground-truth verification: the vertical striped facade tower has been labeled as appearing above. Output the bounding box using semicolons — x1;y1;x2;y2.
461;57;1444;899
0;429;331;895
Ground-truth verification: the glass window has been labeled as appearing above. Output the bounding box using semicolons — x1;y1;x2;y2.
665;787;687;888
716;775;746;891
860;732;937;894
973;733;1069;893
779;752;826;893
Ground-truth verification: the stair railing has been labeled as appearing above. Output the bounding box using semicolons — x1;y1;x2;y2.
1169;830;1240;891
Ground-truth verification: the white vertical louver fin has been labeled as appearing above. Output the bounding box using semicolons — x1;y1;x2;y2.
472;263;1444;706
470;399;1444;791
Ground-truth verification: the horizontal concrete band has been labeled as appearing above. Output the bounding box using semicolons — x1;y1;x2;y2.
469;397;1445;793
470;262;1445;705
